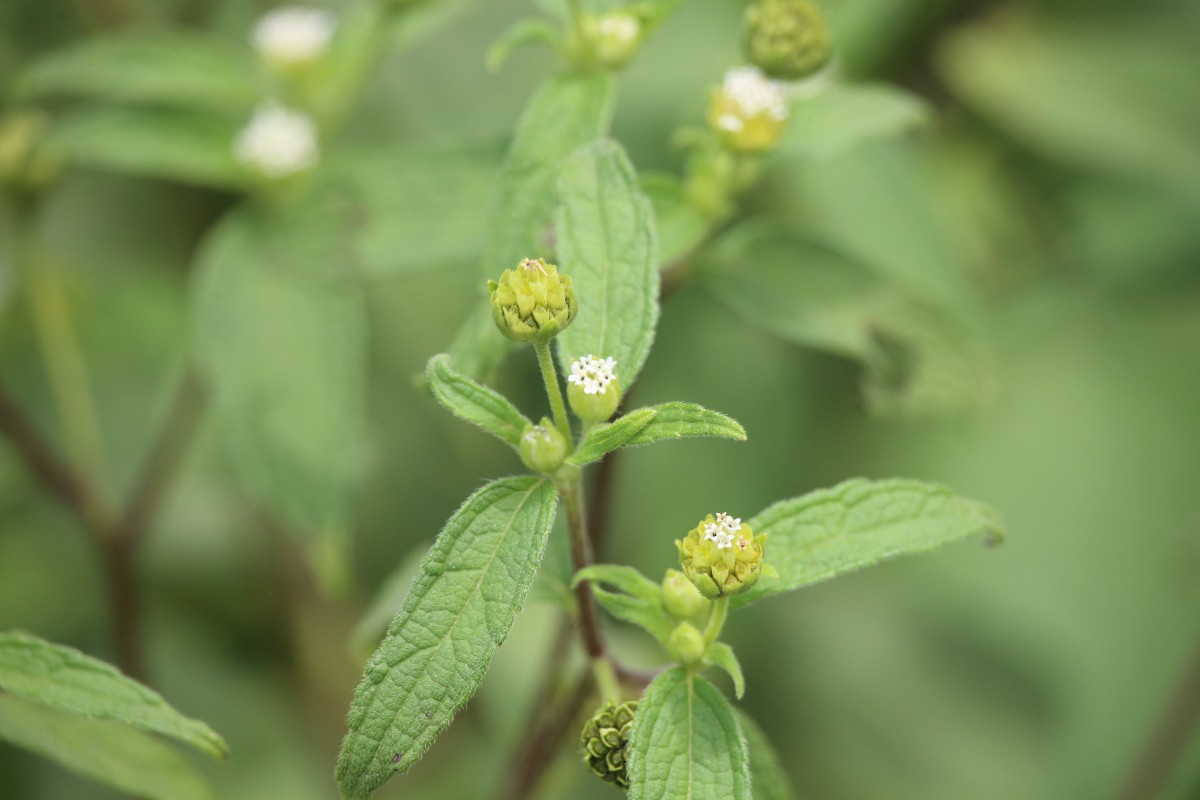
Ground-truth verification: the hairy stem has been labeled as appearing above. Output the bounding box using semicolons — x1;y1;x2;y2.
703;597;729;644
563;480;605;659
534;341;572;443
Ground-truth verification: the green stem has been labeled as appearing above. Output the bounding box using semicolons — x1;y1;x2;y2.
591;657;620;703
703;597;729;645
534;341;572;444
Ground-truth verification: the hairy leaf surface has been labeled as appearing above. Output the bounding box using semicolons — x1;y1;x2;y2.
426;354;531;448
623;402;746;446
568;408;656;465
780;84;929;159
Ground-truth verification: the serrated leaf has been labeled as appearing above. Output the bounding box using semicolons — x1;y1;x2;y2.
426;354;531;449
567;408;656;465
0;631;227;759
780;84;929;159
735;711;795;800
336;477;558;799
487;17;562;72
623;402;746;446
18;32;259;114
191;201;366;532
555;138;660;389
706;642;745;699
0;693;214;800
734;478;1004;608
45;108;244;188
627;667;752;800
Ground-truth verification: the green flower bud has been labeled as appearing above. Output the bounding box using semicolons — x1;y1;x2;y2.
707;66;789;154
666;622;707;667
566;354;620;422
743;0;832;81
661;569;708;620
589;11;644;70
580;700;638;789
676;512;766;599
488;258;577;344
519;418;569;474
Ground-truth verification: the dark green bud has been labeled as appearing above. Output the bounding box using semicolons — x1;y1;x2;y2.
488;258;577;344
743;0;833;81
581;700;638;789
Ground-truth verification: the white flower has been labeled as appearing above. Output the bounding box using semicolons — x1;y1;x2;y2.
704;512;743;550
252;7;336;68
234;103;319;178
704;523;735;549
567;354;617;396
721;66;788;121
597;13;640;44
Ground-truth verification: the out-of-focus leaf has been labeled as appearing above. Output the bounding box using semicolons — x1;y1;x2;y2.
573;563;674;641
191;200;366;532
734;478;1004;608
487;17;562;72
18;32;258;114
556;138;660;389
45;108;244;188
351;542;430;658
447;303;512;386
319;142;501;277
426;354;531;449
627;667;751;800
642;173;709;268
623;402;746;446
735;711;795;800
937;13;1200;199
707;642;745;699
336;477;558;798
780;83;930;158
573;564;662;603
0;693;214;800
699;223;990;416
0;631;227;759
567;407;657;465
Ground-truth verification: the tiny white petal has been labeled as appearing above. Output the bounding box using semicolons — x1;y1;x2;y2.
234;103;319;178
597;14;639;43
722;66;788;121
567;354;618;397
717;114;744;133
252;7;337;67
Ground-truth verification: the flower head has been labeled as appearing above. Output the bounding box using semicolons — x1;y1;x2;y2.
677;512;766;599
744;0;832;81
252;7;337;70
567;355;617;396
581;700;638;789
488;258;577;344
566;355;621;422
234;103;319;178
707;66;790;153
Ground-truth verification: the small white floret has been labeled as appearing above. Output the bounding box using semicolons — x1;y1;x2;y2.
704;522;735;549
234;103;319;178
722;66;788;121
252;7;336;68
567;354;617;396
597;13;640;43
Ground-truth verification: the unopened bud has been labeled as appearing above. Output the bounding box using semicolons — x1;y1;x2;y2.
519;419;568;474
666;622;707;666
488;258;577;344
744;0;832;81
581;700;638;789
676;512;766;599
661;569;708;620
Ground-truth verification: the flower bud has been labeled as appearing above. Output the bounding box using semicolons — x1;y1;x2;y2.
251;7;337;73
743;0;832;81
661;569;708;620
580;700;638;789
707;66;789;154
519;418;568;474
588;11;643;70
676;512;766;599
566;354;620;422
234;102;320;179
488;258;577;344
666;622;707;667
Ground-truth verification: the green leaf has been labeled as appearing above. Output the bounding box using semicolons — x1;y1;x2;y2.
0;631;227;759
706;642;745;700
336;477;558;799
447;302;513;385
780;84;929;159
191;201;366;532
487;17;562;72
573;564;673;641
555;137;660;389
567;408;656;465
698;223;990;417
426;354;531;449
734;478;1004;608
627;667;752;800
18;32;259;114
351;541;431;659
0;693;214;800
573;564;662;603
642;173;710;268
623;402;746;446
45;108;244;188
735;711;795;800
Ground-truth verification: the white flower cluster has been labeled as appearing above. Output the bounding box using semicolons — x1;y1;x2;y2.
597;13;640;44
704;512;744;550
716;66;788;133
567;354;617;396
252;7;337;68
234;103;319;178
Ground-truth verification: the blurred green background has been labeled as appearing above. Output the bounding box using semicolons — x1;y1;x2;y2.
2;0;1199;798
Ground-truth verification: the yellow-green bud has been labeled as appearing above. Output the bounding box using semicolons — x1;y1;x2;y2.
661;569;708;620
743;0;832;81
676;512;766;599
580;700;638;789
707;66;789;154
666;622;707;666
566;354;620;422
519;418;568;474
590;11;643;70
488;258;577;344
